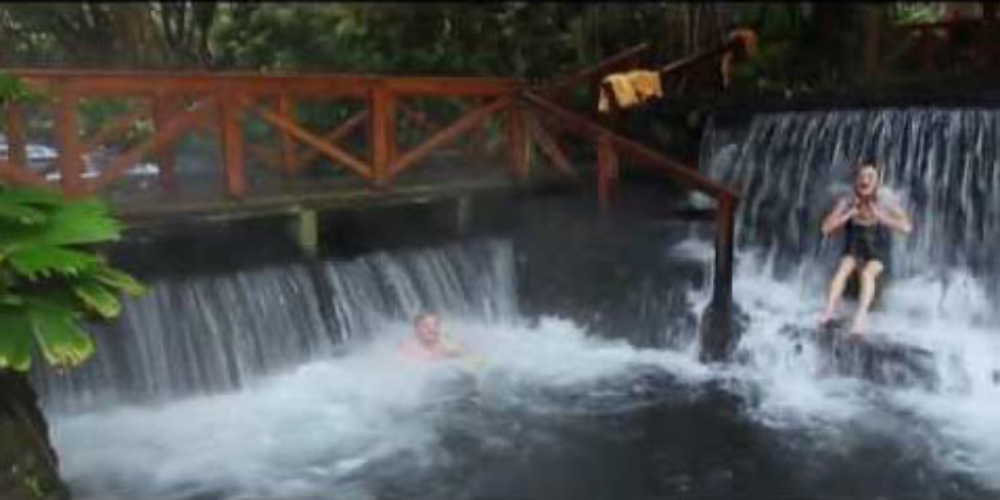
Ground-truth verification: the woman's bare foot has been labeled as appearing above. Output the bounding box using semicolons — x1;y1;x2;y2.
818;309;834;326
849;312;867;335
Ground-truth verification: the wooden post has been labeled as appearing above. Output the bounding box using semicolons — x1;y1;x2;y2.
293;208;319;258
596;134;618;210
455;195;472;236
153;94;179;195
713;194;735;305
218;91;246;198
506;104;530;181
699;193;737;363
370;86;396;188
4;103;28;170
56;86;85;196
278;95;297;177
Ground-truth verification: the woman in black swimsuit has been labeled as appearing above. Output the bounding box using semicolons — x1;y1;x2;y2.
818;163;913;335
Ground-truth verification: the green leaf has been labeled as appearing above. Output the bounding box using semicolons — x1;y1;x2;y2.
26;301;94;368
0;188;64;207
0;202;46;226
94;265;146;296
72;281;122;319
0;308;33;371
0;199;122;251
7;246;100;280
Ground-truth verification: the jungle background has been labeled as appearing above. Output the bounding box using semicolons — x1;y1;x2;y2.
3;2;997;164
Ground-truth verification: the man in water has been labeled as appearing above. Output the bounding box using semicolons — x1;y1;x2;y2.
397;313;464;361
818;162;913;335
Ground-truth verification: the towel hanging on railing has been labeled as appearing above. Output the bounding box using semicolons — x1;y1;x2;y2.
598;70;663;113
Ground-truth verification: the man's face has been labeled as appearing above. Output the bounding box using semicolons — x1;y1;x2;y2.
416;315;441;345
855;166;878;198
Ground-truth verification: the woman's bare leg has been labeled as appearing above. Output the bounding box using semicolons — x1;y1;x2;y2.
850;260;884;334
820;256;857;324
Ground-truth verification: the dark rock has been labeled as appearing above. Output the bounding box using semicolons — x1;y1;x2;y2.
779;322;939;390
0;370;70;500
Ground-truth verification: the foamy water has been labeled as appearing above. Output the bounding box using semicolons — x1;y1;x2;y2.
51;316;712;500
719;247;1000;490
51;244;1000;499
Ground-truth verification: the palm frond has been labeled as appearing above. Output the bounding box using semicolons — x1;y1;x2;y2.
7;246;100;280
94;264;147;296
26;299;95;368
0;307;34;371
72;280;123;319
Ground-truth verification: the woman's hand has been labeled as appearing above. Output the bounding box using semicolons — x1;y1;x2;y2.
871;202;913;234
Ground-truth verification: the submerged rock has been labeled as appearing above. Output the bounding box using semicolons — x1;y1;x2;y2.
779;322;939;391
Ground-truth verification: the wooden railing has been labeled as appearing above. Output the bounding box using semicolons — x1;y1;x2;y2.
1;39;748;359
1;71;526;198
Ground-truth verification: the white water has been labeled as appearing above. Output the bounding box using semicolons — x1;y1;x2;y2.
52;317;709;500
44;106;1000;497
49;235;1000;498
696;108;1000;490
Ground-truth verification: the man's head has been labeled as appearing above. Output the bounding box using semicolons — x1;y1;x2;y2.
854;162;880;199
413;313;442;346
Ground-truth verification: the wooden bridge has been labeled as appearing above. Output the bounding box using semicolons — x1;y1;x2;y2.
2;39;748;359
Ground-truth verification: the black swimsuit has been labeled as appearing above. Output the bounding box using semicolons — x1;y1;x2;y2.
843;217;890;264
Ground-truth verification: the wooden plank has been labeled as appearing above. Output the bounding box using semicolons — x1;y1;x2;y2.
389;96;511;179
3;104;29;170
219;92;247;197
383;78;519;96
244;97;373;180
0;159;46;187
90;100;213;192
506;105;530;181
292;110;369;171
529;113;580;182
657;38;744;79
520;91;737;201
713;194;736;305
153;95;180;194
55;88;85;196
370;86;396;187
278;95;297;176
537;43;650;96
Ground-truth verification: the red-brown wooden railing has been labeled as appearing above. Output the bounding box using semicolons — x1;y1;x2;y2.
2;39;749;360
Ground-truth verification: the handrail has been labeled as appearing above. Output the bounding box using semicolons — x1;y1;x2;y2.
534;43;650;96
658;36;748;79
520;90;738;202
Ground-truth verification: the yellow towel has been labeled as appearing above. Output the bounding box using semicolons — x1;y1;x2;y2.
629;70;663;103
599;70;662;113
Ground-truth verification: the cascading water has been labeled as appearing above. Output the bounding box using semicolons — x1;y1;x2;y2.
33;239;520;411
34;107;1000;499
700;108;1000;489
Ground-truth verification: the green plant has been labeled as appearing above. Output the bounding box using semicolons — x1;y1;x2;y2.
0;188;145;372
0;74;47;106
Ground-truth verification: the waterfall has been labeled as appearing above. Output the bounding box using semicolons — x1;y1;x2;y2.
698;108;1000;486
702;109;1000;296
33;239;519;411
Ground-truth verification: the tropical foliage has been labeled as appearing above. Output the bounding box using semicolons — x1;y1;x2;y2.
1;74;145;372
0;187;145;372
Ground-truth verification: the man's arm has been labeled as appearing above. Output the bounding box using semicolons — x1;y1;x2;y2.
821;197;856;237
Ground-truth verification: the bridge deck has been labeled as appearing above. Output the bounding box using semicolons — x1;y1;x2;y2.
109;153;572;225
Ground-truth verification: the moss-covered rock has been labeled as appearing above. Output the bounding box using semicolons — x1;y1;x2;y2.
0;370;69;500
